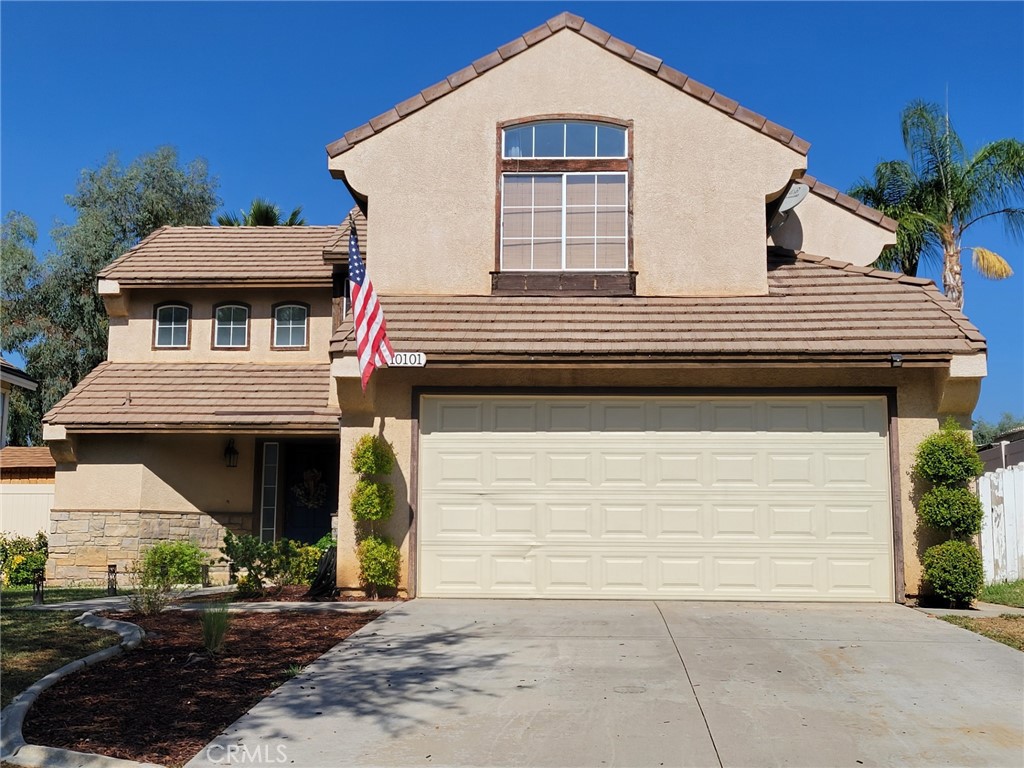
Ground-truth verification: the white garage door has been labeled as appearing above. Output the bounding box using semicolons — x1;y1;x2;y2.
418;395;893;601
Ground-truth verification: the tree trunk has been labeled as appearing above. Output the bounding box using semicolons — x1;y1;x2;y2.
943;244;964;309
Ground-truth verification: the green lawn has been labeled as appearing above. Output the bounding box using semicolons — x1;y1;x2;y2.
0;586;121;707
979;580;1024;609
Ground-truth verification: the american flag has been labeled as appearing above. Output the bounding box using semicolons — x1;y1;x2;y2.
348;220;393;390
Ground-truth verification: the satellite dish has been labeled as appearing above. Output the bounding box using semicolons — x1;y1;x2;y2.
778;182;809;212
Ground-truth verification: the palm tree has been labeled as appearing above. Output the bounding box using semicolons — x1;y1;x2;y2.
849;101;1023;308
217;198;305;227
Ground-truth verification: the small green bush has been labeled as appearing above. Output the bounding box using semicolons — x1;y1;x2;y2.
140;540;207;591
236;573;263;599
314;533;337;554
917;486;984;536
271;539;322;585
220;532;275;595
350;480;395;522
913;417;985;487
0;532;47;586
351;434;395;476
923;540;984;607
357;534;401;595
126;562;173;615
200;605;231;654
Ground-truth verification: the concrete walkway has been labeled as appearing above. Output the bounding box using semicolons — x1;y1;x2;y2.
185;600;1024;768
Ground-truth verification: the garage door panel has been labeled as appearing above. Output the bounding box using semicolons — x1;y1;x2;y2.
419;395;893;600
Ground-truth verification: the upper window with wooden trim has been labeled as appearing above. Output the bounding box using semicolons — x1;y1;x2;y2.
154;304;190;348
273;303;309;349
213;304;249;349
500;119;630;275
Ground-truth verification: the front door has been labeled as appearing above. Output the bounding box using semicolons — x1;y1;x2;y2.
259;440;339;545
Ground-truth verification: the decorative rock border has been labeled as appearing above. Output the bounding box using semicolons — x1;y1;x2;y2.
0;612;161;768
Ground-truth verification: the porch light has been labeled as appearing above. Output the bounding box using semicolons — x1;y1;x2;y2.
224;438;239;468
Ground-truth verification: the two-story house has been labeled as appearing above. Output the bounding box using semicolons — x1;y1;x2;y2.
44;13;987;601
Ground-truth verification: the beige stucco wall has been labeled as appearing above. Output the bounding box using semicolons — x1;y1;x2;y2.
106;287;333;363
330;31;805;297
770;193;896;265
332;364;967;600
53;434;257;514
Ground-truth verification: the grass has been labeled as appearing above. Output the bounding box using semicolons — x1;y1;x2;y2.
1;586;121;707
978;579;1024;608
941;614;1024;652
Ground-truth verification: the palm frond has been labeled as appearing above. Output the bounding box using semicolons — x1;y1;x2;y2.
283;206;306;226
971;247;1014;279
216;211;242;227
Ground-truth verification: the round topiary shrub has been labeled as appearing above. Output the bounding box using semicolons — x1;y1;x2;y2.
350;479;395;522
351;434;395;476
913;417;984;487
357;534;401;595
922;539;984;607
917;486;984;536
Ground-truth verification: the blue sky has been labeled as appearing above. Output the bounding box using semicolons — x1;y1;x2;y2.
2;2;1022;421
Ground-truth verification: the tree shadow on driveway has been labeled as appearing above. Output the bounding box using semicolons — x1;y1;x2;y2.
197;613;507;754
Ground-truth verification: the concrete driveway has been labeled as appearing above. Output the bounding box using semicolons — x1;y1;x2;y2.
186;600;1023;768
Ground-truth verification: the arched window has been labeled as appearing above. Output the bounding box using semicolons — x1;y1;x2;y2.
213;304;250;348
154;303;190;348
500;119;629;273
273;303;309;349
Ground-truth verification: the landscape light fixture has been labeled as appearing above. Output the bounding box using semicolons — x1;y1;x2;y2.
224;438;239;468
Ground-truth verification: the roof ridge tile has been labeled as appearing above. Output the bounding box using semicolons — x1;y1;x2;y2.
325;12;810;160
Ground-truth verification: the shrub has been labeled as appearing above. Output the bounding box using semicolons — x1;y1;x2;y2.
913;417;985;487
126;562;173;615
140;540;207;592
235;573;263;599
220;532;275;596
271;539;322;586
923;540;984;607
917;486;984;536
351;434;395;476
350;480;395;522
314;533;337;554
0;532;47;586
294;546;323;585
357;534;401;596
200;605;231;654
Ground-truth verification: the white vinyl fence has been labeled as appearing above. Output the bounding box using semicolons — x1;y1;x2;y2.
0;484;54;538
979;464;1024;584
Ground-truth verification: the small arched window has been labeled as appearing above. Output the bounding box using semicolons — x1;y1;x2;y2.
273;303;309;349
154;304;190;348
213;304;249;348
500;119;629;273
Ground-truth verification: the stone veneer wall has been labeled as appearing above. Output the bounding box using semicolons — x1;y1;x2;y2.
46;510;255;585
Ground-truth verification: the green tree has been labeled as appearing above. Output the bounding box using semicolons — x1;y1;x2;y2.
849;101;1024;308
1;147;219;444
972;412;1024;446
216;198;305;226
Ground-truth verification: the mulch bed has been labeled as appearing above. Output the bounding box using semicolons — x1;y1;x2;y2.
22;610;380;767
181;585;406;603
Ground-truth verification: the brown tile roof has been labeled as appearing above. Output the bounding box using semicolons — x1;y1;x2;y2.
0;447;56;470
99;227;342;287
802;175;899;233
330;250;984;361
326;12;810;160
322;209;367;264
43;363;339;433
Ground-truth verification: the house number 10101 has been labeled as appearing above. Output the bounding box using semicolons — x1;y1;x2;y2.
390;352;426;367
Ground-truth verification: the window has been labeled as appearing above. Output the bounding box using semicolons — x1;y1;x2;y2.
500;120;629;272
214;304;249;348
154;304;189;348
273;304;308;348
